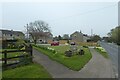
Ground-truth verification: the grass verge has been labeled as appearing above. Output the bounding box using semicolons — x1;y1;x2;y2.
2;63;52;78
33;45;92;71
94;48;109;59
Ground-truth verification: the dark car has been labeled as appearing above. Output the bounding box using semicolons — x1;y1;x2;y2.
51;41;59;46
70;42;76;45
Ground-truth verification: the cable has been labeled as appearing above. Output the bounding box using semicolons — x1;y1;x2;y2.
47;4;117;22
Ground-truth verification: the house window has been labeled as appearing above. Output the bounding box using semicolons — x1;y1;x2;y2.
74;35;76;37
3;34;6;36
10;34;12;36
40;40;42;41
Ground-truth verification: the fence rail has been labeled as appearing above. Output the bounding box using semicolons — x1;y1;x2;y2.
1;44;33;70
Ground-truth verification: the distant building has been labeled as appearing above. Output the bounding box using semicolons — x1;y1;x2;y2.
70;31;83;42
0;29;25;40
83;34;90;42
45;32;53;40
70;31;90;42
36;32;53;43
63;34;69;40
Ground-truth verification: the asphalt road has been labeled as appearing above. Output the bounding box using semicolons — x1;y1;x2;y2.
98;41;119;77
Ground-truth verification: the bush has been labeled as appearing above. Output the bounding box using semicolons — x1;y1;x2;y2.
65;50;72;57
19;54;32;65
78;49;85;55
83;46;88;48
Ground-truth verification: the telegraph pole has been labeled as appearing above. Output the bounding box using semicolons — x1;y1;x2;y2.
27;24;29;40
24;24;29;40
91;29;93;37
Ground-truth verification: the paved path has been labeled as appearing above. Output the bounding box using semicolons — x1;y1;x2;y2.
33;48;115;78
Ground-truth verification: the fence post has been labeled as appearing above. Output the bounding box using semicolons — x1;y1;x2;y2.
25;44;33;63
4;50;7;68
29;44;33;62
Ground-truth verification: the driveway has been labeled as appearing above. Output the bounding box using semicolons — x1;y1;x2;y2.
33;47;115;78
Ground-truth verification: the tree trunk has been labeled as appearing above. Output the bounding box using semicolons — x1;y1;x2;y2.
34;40;37;44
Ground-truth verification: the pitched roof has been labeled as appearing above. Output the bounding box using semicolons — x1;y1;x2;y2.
0;29;24;35
44;32;53;36
70;31;83;36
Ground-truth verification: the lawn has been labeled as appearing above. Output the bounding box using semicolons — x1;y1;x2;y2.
33;45;92;71
2;63;52;78
95;47;109;59
0;54;2;59
0;48;27;59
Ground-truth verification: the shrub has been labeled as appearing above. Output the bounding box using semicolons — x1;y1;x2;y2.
83;46;88;48
78;49;85;55
19;54;32;65
64;50;72;57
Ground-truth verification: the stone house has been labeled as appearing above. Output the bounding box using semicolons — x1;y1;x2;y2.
70;31;90;42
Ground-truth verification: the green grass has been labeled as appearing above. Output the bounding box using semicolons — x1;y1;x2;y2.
2;63;52;78
95;48;109;59
34;45;92;71
50;45;70;53
0;49;18;53
0;49;27;60
0;54;2;59
3;52;27;58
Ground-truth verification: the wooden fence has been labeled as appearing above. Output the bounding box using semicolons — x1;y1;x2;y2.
1;44;33;70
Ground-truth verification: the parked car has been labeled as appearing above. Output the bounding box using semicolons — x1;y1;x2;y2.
51;41;59;46
70;42;76;45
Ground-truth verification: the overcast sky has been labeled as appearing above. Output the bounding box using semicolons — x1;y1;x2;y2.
1;0;119;37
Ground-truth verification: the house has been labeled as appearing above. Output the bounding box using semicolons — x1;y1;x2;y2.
70;31;90;42
70;31;83;42
0;29;25;40
63;34;69;40
83;34;90;42
45;32;53;40
36;32;53;43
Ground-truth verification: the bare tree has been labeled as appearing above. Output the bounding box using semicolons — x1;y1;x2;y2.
26;20;51;44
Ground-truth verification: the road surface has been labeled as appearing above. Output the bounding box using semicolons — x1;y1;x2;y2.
98;41;119;78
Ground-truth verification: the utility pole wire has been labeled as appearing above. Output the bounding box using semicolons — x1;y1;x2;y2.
47;4;117;22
